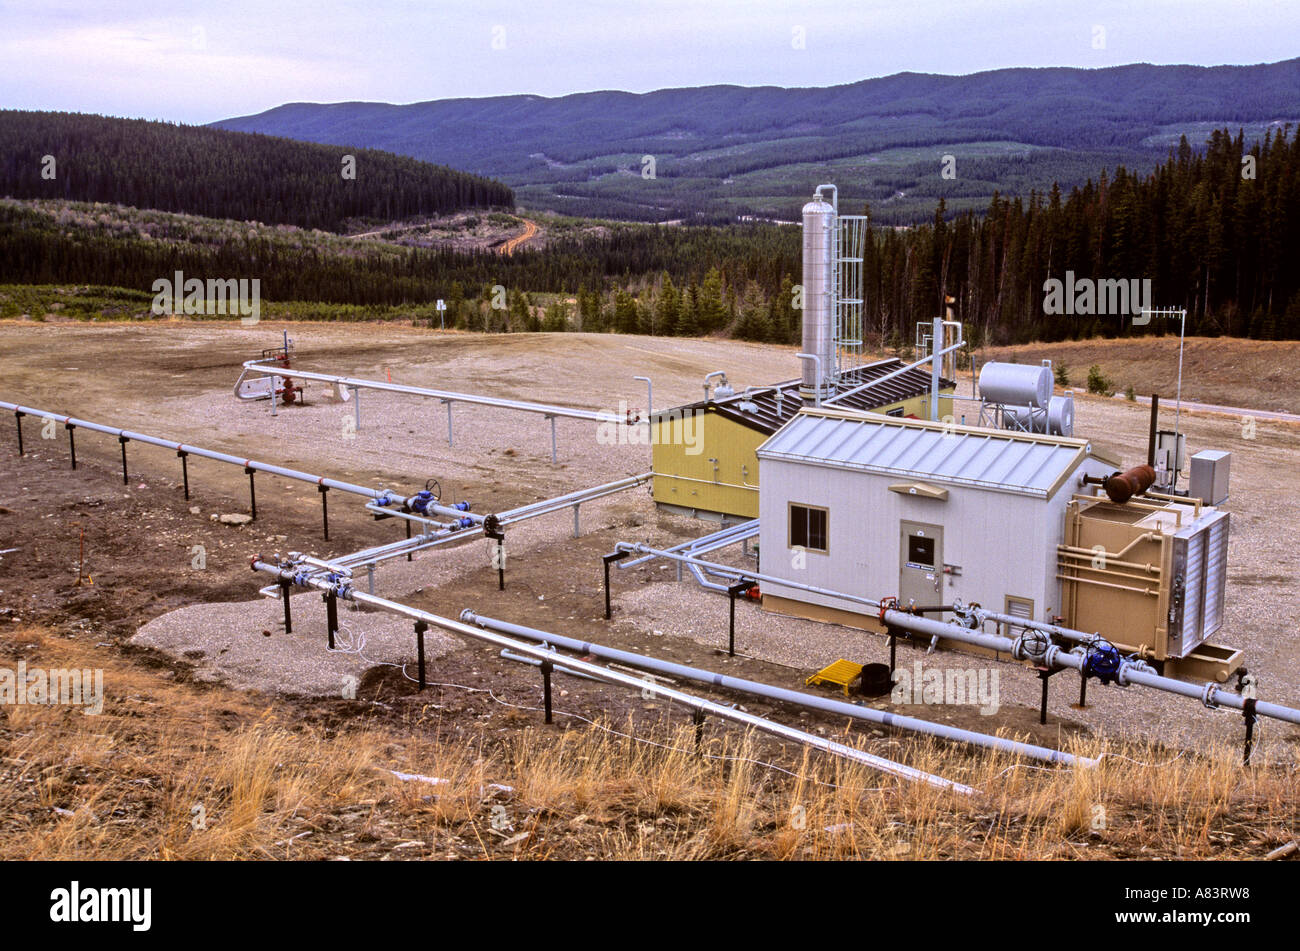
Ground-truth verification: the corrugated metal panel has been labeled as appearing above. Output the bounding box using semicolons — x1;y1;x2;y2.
1183;530;1205;643
758;411;1088;498
1202;516;1228;636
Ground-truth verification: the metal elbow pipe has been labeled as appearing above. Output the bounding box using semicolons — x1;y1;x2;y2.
796;354;822;406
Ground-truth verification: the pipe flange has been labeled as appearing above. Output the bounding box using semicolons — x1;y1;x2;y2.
1201;682;1221;710
1125;657;1156;676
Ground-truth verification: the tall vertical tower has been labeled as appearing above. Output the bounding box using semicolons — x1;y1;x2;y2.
800;184;867;404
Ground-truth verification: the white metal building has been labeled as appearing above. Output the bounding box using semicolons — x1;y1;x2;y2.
755;408;1119;628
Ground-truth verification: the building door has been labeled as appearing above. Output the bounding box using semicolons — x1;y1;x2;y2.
899;520;943;608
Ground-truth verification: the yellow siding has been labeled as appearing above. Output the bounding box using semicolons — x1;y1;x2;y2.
651;412;763;519
651;387;955;520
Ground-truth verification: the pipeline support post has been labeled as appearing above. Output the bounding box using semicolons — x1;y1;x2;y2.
540;658;554;723
1036;665;1063;725
572;503;580;538
279;578;292;635
1077;667;1089;709
602;551;631;619
177;450;190;500
1243;697;1258;766
324;589;338;650
405;516;412;561
14;411;24;456
693;709;706;751
442;399;453;447
727;580;756;657
414;619;428;690
118;435;129;484
353;386;361;433
245;466;257;520
486;525;506;591
318;484;329;540
64;422;76;469
546;414;557;464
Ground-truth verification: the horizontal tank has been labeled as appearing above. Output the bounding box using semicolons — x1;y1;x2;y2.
1002;393;1072;436
1047;393;1074;437
979;361;1052;409
1002;405;1044;433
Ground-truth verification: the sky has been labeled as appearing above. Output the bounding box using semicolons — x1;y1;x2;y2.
1;0;1296;125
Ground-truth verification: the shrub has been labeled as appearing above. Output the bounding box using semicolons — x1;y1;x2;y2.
1086;364;1113;395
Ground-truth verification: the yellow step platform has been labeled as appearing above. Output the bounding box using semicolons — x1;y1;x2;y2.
805;659;864;697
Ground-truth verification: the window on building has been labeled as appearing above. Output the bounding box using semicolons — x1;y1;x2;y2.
789;503;828;552
906;535;935;568
885;407;905;417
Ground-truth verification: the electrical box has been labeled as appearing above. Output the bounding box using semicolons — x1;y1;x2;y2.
1154;430;1186;490
1189;450;1231;505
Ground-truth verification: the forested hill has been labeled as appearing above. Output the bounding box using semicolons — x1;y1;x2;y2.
5;125;1297;340
212;59;1300;223
0;111;514;231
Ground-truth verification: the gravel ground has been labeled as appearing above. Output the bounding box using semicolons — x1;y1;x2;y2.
130;490;647;696
132;590;460;697
6;321;1297;759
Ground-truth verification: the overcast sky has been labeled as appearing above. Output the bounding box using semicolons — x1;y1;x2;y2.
1;0;1295;125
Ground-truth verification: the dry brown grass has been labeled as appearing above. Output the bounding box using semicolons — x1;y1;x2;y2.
2;625;1297;860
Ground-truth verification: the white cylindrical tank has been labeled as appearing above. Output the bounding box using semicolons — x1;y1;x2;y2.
979;361;1052;408
801;196;836;401
1002;405;1044;433
1047;393;1074;436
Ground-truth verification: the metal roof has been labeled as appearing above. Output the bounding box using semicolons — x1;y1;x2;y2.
651;359;954;435
756;408;1094;499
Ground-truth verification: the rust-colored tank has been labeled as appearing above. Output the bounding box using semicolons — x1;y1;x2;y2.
1103;464;1156;503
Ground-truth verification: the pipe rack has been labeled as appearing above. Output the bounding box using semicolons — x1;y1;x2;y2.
461;611;1090;767
239;361;625;424
1;399;422;506
611;541;1300;732
250;560;972;794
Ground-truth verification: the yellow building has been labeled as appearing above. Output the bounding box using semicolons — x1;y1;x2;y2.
650;359;955;522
